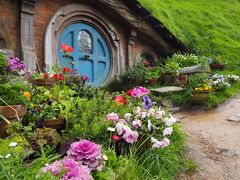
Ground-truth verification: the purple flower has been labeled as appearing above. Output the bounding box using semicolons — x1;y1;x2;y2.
81;75;89;82
7;57;26;73
67;140;102;171
143;96;152;110
131;86;149;98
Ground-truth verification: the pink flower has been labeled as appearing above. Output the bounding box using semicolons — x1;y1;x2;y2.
163;127;173;136
123;130;139;144
147;108;155;117
115;122;125;135
112;135;121;141
139;86;150;95
42;158;93;180
132;120;142;129
106;113;119;122
67;140;102;171
140;111;147;119
155;110;165;119
151;137;170;148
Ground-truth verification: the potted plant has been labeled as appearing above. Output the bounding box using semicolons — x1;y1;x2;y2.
161;61;181;84
191;83;212;104
209;56;226;70
175;74;188;87
147;67;162;86
0;82;30;138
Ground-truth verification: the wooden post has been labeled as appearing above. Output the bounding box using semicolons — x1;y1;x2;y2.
20;0;37;70
127;30;137;66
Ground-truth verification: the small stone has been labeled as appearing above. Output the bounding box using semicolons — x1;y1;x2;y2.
227;113;240;122
169;107;181;113
215;148;238;157
151;86;184;94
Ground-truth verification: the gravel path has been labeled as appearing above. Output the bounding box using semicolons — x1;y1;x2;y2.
176;96;240;180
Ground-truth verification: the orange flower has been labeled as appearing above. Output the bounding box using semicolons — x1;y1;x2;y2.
24;91;30;101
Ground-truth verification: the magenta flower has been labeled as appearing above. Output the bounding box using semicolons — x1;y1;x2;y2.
67;140;102;171
42;160;62;176
106;113;119;122
131;86;149;98
139;86;150;95
7;57;26;73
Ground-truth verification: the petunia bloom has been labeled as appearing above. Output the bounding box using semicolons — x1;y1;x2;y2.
132;120;142;129
163;114;176;126
106;113;119;122
143;95;153;110
123;130;139;144
163;127;173;136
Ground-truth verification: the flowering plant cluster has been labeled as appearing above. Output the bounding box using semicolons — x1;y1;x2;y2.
211;74;239;91
7;57;26;74
194;84;212;93
106;87;177;150
42;139;105;179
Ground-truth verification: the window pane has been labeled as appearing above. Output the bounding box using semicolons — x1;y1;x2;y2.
78;31;92;54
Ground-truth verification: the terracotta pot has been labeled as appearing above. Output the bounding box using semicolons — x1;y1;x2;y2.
191;92;209;105
0;104;27;138
175;75;188;87
148;78;158;86
163;73;175;84
43;118;66;132
210;64;225;70
33;78;56;89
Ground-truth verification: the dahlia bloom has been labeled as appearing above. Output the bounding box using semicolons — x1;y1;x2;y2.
42;158;93;180
67;140;102;171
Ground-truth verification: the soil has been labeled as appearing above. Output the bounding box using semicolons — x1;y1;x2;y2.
176;96;240;180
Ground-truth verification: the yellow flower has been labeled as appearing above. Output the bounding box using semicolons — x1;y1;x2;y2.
205;87;209;91
24;91;30;101
195;88;199;91
199;88;203;91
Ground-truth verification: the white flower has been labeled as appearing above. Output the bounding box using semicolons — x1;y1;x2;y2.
124;113;132;122
9;142;18;147
155;110;165;119
163;127;173;136
103;154;108;161
141;112;147;119
107;127;115;132
133;107;141;115
163;114;176;126
147;108;155;117
147;120;152;132
5;154;11;158
132;120;142;128
115;122;124;135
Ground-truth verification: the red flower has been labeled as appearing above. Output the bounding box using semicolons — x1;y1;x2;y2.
114;95;126;105
61;42;74;53
58;75;64;81
148;66;153;70
112;135;121;141
143;60;149;66
43;73;49;79
63;67;71;73
66;46;74;53
125;89;133;96
52;73;58;79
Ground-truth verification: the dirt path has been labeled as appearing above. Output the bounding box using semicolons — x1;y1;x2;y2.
176;96;240;180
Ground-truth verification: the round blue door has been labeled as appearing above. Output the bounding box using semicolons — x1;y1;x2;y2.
57;22;111;86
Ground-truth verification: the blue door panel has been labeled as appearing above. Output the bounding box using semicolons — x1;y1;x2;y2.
57;22;110;86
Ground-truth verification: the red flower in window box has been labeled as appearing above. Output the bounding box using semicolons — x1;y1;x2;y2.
63;67;71;73
43;73;49;79
114;95;126;105
52;73;58;79
58;75;64;81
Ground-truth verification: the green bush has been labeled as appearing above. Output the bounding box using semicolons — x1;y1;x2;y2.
0;52;8;75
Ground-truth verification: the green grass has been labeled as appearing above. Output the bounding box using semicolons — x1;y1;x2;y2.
138;0;240;69
138;0;240;108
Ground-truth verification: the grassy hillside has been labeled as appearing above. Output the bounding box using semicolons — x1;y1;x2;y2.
139;0;240;71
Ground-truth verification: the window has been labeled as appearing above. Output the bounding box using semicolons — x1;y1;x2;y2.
78;30;92;54
140;53;155;66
